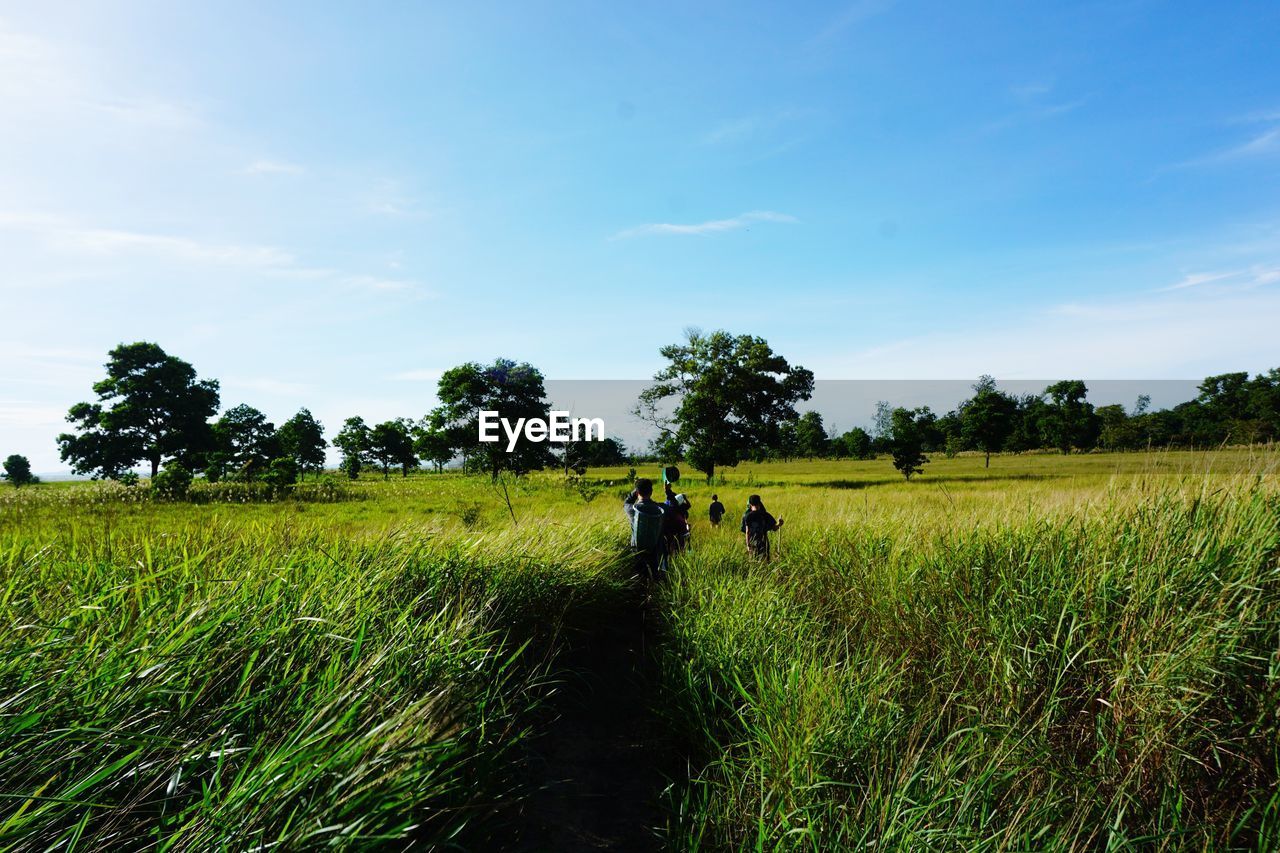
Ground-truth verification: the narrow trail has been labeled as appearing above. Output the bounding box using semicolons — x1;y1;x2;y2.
501;587;674;851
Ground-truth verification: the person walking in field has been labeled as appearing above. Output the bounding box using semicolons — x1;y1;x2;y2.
741;494;783;560
708;494;725;527
664;492;692;556
623;478;666;578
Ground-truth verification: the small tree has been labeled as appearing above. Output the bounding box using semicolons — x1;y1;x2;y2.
369;419;417;478
278;409;327;479
334;417;371;480
836;427;874;460
213;404;280;480
960;376;1017;467
871;400;894;453
262;457;298;496
413;421;454;472
795;411;830;458
889;407;931;480
2;454;37;487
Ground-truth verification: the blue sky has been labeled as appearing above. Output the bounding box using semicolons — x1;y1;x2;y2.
3;1;1280;470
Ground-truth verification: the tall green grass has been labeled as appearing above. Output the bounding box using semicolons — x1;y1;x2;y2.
0;514;626;849
659;474;1280;849
4;451;1276;849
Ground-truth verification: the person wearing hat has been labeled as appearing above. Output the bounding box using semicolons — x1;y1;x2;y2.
663;491;692;560
741;494;782;560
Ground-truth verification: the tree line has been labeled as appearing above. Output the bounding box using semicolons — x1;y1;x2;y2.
49;343;627;485
24;338;1280;488
758;370;1280;479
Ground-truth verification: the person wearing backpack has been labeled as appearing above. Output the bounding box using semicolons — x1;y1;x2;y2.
741;494;783;560
623;478;666;578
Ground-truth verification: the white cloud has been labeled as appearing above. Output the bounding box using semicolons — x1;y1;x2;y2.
612;210;798;239
242;158;305;176
1157;265;1280;292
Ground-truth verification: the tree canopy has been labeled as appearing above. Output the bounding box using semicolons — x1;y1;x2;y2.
636;330;813;481
278;409;327;479
430;359;551;478
2;454;37;488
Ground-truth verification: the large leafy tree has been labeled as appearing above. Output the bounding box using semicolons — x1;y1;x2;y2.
960;375;1017;467
212;404;280;480
278;408;327;479
636;330;814;482
2;454;38;488
57;342;220;479
430;359;552;478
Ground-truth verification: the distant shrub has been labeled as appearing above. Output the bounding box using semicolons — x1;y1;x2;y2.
457;503;483;528
150;462;192;500
262;457;298;497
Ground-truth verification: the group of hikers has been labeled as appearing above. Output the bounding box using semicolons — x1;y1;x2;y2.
622;476;783;578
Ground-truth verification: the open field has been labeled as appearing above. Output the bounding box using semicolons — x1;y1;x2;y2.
2;448;1278;850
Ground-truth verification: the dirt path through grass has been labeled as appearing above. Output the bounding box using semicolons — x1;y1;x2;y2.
501;585;673;851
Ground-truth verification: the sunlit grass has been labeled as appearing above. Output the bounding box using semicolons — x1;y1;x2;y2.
1;447;1276;849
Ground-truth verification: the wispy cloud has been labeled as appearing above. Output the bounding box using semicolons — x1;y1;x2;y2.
612;210;798;239
0;20;201;130
242;158;305;176
0;212;295;268
0;211;425;293
1175;127;1280;169
699;109;815;147
811;0;897;45
364;178;419;216
1157;265;1280;292
979;81;1087;136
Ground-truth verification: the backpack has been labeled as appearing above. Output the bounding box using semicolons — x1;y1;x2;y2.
632;503;665;551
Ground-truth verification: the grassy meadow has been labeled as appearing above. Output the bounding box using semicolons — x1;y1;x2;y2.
1;448;1277;850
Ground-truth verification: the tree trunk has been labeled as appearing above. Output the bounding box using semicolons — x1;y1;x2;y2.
150;457;160;478
985;451;990;468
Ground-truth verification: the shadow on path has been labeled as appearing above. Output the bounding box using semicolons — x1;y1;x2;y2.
495;584;672;851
